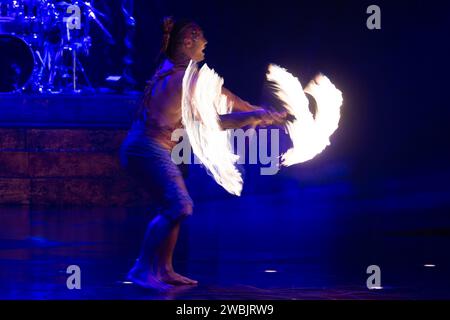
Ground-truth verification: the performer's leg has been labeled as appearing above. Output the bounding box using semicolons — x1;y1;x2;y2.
157;220;198;285
121;139;195;287
127;214;174;290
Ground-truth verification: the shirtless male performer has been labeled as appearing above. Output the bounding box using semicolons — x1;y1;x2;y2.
120;17;287;289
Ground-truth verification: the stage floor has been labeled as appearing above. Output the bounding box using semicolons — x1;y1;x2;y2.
1;173;450;300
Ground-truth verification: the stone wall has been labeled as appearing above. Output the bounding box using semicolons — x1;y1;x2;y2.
0;128;153;206
0;94;152;206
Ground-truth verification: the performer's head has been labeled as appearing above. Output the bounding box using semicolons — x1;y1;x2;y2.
160;16;207;63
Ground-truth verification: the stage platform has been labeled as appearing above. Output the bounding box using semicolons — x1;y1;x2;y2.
0;93;139;129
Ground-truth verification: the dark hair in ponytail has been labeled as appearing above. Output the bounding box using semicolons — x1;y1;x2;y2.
135;17;199;122
158;16;199;61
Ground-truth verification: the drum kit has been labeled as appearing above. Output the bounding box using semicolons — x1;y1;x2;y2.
0;0;113;93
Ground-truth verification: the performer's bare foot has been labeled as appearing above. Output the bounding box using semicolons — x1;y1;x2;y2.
127;265;172;291
159;269;198;286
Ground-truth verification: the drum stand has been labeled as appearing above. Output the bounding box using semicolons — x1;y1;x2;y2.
42;42;93;94
68;44;93;93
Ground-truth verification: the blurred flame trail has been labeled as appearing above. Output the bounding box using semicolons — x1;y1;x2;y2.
266;64;343;166
181;62;343;195
182;61;243;196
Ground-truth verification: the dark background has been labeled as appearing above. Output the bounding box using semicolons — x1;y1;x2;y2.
87;0;450;187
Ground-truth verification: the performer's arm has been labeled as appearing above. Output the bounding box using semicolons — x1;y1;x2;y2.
218;111;260;130
218;109;286;130
222;87;259;112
